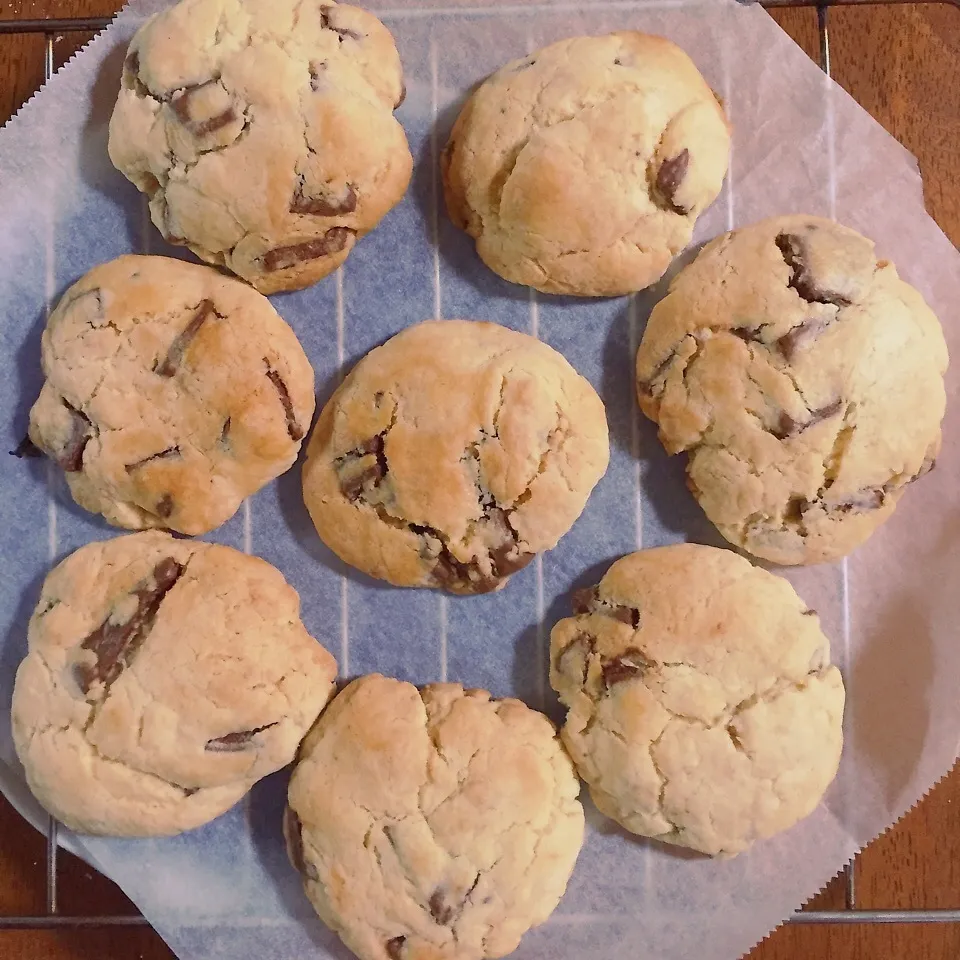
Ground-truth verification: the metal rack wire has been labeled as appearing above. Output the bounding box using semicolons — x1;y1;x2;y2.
0;0;957;940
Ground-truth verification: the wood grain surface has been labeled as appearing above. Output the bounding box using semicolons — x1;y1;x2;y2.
1;2;958;959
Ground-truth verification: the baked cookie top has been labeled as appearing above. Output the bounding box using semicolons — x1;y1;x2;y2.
302;320;610;594
442;32;730;297
636;216;948;565
550;544;845;856
108;0;412;293
28;255;314;536
12;532;337;836
285;675;584;960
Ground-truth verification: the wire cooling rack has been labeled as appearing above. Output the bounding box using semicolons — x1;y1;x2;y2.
0;0;958;942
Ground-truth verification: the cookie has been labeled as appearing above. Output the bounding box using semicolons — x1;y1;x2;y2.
442;32;730;296
285;675;584;960
108;0;412;294
302;320;610;594
550;544;845;856
636;216;948;565
27;255;315;535
11;531;337;836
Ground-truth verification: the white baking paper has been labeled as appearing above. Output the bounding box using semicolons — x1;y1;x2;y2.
1;1;958;958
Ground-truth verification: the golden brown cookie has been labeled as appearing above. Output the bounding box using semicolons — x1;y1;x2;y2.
27;255;314;535
442;32;730;296
302;320;610;594
12;532;337;836
636;216;948;564
108;0;412;293
285;675;584;960
550;544;845;856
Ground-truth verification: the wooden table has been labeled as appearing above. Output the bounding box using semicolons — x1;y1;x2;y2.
1;2;958;958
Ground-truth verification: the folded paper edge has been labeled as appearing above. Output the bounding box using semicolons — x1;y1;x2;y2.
743;756;960;958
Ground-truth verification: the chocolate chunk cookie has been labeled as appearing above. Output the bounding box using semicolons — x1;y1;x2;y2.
286;675;584;960
551;545;845;856
108;0;412;294
442;32;730;296
301;320;610;594
12;532;337;836
636;216;948;565
27;255;314;535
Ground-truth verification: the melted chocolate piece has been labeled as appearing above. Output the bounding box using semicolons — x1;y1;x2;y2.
776;318;829;361
569;585;639;627
775;232;852;306
155;494;174;520
220;418;232;445
291;182;358;216
654;149;691;215
125;446;180;473
205;722;278;752
571;586;600;615
283;806;320;882
74;557;183;694
261;227;354;272
171;82;237;137
58;402;93;473
10;435;42;459
385;937;406;960
773;399;843;441
155;300;215;378
601;649;651;688
265;366;303;441
489;543;533;578
429;890;454;925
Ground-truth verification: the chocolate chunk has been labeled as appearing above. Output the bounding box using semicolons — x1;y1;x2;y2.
432;547;499;595
729;327;763;345
155;300;215;378
291;182;358;217
337;435;388;499
654;149;691;215
569;586;639;627
571;585;600;615
205;722;278;752
261;227;354;272
775;232;851;307
183;787;199;797
74;557;183;694
341;461;386;501
489;543;533;578
776;318;829;362
429;890;454;925
125;446;180;473
385;937;406;960
57;402;93;473
155;494;174;520
773;399;843;441
601;649;651;688
220;418;231;445
283;806;320;882
556;632;594;687
10;435;42;459
171;82;237;137
265;366;303;442
309;61;327;91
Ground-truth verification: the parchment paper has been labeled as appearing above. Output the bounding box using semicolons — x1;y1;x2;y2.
1;1;959;958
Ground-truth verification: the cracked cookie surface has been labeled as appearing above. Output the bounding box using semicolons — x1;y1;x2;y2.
635;215;948;565
441;32;730;296
108;0;412;293
285;675;584;960
27;255;315;535
550;544;845;856
11;531;337;836
302;320;610;594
